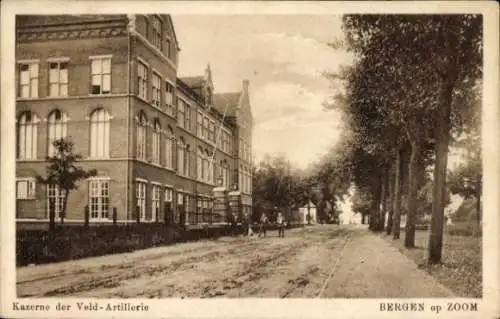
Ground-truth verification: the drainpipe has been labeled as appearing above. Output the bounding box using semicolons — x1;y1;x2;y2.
126;16;133;221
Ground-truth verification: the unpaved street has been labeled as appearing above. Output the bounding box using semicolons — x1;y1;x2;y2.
17;225;453;298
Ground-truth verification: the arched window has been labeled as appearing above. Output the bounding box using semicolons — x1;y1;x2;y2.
152;119;161;164
197;147;204;181
17;111;38;159
89;108;110;158
177;137;185;174
203;150;210;182
185;144;191;177
165;126;173;168
221;160;229;187
47;109;68;156
136;111;147;160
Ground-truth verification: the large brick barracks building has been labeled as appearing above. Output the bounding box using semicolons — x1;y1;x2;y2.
15;15;253;226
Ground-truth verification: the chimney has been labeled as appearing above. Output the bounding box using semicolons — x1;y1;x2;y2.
242;79;249;93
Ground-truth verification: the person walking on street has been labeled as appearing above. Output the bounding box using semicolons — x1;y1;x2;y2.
258;212;268;238
277;212;285;238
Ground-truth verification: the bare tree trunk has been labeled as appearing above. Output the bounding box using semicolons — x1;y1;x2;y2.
476;193;481;225
392;149;403;239
378;169;387;231
405;140;421;248
476;179;481;225
369;192;377;231
49;198;56;231
386;164;394;235
429;79;454;264
61;189;69;225
370;177;382;232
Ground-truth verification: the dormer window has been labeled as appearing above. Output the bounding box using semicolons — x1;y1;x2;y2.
152;16;163;51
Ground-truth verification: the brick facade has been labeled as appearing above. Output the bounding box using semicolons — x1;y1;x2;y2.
15;14;253;225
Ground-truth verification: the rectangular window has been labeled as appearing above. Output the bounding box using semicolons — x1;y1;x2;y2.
164;187;173;202
47;184;64;218
49;61;68;97
152;72;161;106
136;181;147;221
89;179;109;219
152;184;161;221
152;16;163;50
209;120;215;142
197;112;203;137
203;117;209;140
137;61;148;100
177;98;185;128
16;178;36;199
90;57;111;95
185;105;191;132
165;81;174;116
18;62;39;98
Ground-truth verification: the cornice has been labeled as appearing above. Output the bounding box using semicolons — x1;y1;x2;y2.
17;21;128;42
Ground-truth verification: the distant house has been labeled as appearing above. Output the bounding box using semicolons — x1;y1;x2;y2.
298;201;317;225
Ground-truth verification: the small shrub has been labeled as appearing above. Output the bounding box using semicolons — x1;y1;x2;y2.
446;222;482;237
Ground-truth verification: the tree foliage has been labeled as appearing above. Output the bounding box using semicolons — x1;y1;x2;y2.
36;138;97;225
337;14;481;260
252;154;311;222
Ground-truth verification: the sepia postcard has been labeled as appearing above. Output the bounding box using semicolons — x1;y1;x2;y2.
1;1;499;318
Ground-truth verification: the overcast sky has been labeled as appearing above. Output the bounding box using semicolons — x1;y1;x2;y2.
172;15;353;169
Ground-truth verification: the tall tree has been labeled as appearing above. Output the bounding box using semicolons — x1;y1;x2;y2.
341;15;480;250
342;15;437;242
428;15;482;264
37;138;97;224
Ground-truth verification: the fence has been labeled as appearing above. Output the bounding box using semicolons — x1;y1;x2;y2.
16;222;186;266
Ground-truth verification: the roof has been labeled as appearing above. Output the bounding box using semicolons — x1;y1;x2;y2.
179;76;205;89
16;15;127;27
214;92;241;116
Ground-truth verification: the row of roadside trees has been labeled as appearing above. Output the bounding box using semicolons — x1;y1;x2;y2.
321;14;482;264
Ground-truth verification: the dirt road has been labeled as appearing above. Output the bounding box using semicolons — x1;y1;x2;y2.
17;225;453;298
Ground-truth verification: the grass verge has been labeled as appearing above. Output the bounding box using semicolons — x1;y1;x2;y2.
381;230;482;298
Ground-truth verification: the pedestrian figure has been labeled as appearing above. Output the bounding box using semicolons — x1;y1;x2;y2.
277;212;285;238
247;222;254;236
231;214;238;236
258;212;268;237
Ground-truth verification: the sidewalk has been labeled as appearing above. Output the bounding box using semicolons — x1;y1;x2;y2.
322;228;455;298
